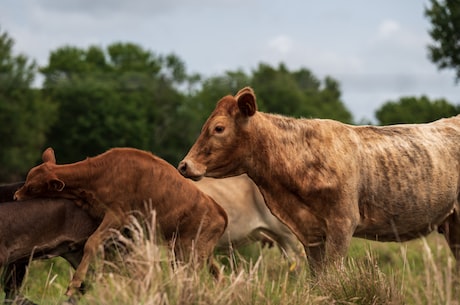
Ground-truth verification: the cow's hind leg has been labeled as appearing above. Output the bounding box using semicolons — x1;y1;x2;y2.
65;210;124;299
442;209;460;273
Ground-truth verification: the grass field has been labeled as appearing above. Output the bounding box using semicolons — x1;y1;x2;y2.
3;223;459;305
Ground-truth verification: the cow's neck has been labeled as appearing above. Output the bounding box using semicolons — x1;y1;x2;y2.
242;113;338;233
246;112;342;189
245;112;315;190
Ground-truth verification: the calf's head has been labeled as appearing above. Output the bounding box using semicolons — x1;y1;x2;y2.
178;87;257;180
14;147;65;200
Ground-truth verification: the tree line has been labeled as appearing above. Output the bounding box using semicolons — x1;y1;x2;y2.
1;0;459;182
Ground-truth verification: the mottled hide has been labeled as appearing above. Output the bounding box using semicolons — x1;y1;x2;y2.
15;148;228;300
178;86;460;273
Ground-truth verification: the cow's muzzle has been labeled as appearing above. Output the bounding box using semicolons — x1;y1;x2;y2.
177;159;205;180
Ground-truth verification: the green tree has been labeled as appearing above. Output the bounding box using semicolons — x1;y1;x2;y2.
173;70;251;155
425;0;460;81
375;96;460;125
251;63;306;115
181;63;353;147
0;28;57;181
40;43;189;164
251;63;353;123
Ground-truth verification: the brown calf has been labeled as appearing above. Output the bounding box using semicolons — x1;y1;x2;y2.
15;147;228;299
178;86;460;274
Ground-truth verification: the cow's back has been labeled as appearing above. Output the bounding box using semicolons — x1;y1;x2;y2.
0;198;98;264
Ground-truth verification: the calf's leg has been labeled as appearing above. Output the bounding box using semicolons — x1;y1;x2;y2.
65;210;124;298
174;213;225;279
3;263;25;301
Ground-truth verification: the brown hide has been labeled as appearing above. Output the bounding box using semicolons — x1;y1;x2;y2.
0;197;99;302
178;86;460;273
0;198;98;266
194;174;303;262
15;147;228;298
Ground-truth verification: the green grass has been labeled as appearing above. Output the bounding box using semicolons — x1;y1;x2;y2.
2;227;459;305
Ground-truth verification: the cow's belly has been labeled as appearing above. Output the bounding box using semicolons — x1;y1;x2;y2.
354;146;459;242
354;196;455;242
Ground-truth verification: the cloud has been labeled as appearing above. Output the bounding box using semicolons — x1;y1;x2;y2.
38;0;251;17
1;0;457;123
378;19;401;38
268;35;293;55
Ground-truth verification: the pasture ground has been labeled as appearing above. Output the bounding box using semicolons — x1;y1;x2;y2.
2;226;459;305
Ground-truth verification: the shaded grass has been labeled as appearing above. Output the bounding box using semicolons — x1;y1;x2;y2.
3;225;458;305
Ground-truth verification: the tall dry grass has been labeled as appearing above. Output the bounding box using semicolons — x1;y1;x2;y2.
4;218;459;305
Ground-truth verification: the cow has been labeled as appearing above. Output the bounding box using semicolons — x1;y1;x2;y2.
194;174;303;266
178;86;460;274
0;197;99;305
0;182;98;305
14;147;228;302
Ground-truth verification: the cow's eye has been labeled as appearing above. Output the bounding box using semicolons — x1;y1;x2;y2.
214;125;225;133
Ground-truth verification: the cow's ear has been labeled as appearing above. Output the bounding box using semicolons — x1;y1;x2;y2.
49;178;65;192
42;147;56;164
236;87;257;117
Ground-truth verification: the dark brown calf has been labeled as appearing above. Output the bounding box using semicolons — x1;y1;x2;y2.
178;86;460;274
15;147;228;299
0;197;99;304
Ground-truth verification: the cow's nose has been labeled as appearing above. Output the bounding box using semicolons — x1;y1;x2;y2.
178;160;187;176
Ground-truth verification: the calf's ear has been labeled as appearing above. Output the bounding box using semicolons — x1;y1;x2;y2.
42;147;56;164
49;178;65;192
236;87;257;117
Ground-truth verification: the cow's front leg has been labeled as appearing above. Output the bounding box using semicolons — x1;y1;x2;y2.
305;241;326;276
306;216;356;276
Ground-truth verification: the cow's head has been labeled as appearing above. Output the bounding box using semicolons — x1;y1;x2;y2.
178;87;257;180
14;147;65;200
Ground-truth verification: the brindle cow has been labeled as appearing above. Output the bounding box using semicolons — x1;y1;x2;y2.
178;86;460;274
14;147;228;301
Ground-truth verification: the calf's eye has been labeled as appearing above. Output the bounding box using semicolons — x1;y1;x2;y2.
28;186;39;194
215;125;225;133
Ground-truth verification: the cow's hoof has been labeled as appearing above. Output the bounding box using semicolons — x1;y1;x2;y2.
61;296;79;305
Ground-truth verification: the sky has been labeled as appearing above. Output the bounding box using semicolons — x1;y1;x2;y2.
1;0;458;122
